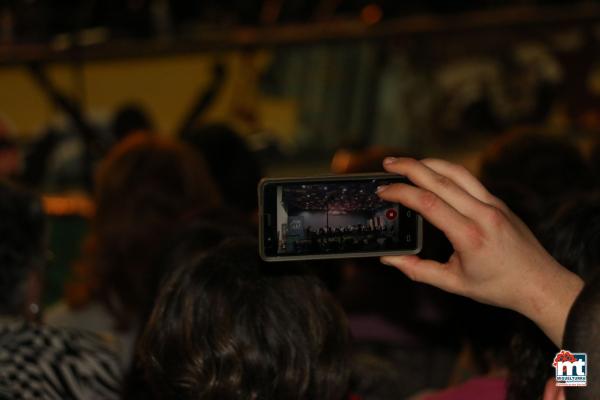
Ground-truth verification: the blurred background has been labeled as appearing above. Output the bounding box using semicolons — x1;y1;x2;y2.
3;1;600;169
2;2;600;397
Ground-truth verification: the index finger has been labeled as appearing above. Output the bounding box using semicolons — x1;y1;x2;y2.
382;157;490;218
377;183;480;252
420;158;502;208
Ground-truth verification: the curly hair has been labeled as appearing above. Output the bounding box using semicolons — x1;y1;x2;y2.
138;238;351;400
0;181;45;315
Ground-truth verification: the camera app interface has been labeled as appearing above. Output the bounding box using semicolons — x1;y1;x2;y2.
276;180;415;255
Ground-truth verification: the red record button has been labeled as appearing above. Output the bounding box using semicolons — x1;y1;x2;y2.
385;208;398;220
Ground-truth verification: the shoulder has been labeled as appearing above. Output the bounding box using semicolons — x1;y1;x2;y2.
0;319;122;400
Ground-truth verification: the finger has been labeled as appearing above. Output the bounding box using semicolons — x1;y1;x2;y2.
380;254;462;294
377;183;479;251
419;158;500;207
383;157;488;218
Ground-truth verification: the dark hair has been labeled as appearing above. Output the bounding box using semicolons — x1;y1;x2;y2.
459;300;518;374
75;133;221;329
563;272;600;399
506;319;557;400
539;194;600;282
507;195;600;399
138;238;351;400
480;132;591;225
0;181;45;315
182;124;262;214
589;140;600;189
111;103;154;142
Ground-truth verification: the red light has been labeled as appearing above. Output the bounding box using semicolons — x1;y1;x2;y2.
385;208;397;220
361;4;382;25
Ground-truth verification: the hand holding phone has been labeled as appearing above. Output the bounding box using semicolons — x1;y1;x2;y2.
258;173;422;261
377;157;584;347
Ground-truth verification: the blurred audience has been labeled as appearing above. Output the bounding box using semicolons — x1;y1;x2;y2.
110;103;155;144
0;181;122;399
45;133;221;367
0;135;20;180
2;90;599;400
136;237;351;400
413;302;514;400
476;132;600;400
330;147;416;174
480;131;591;227
3;7;600;397
20;103;154;193
330;147;459;399
182;123;262;221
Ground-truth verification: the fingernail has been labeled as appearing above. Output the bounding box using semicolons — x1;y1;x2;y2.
376;185;388;194
383;157;397;165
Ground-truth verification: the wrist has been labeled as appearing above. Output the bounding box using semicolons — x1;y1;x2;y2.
520;260;584;347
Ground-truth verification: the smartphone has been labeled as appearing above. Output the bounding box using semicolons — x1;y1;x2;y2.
259;173;422;261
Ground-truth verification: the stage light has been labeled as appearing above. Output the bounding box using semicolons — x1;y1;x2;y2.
361;4;382;26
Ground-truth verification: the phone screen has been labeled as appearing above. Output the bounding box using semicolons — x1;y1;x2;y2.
260;175;421;260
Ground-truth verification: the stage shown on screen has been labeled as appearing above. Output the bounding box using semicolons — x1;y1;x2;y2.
276;181;403;255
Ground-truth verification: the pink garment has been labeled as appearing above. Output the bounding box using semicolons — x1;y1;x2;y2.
423;377;507;400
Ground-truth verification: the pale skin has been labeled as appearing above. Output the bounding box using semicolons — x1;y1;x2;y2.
376;157;584;348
